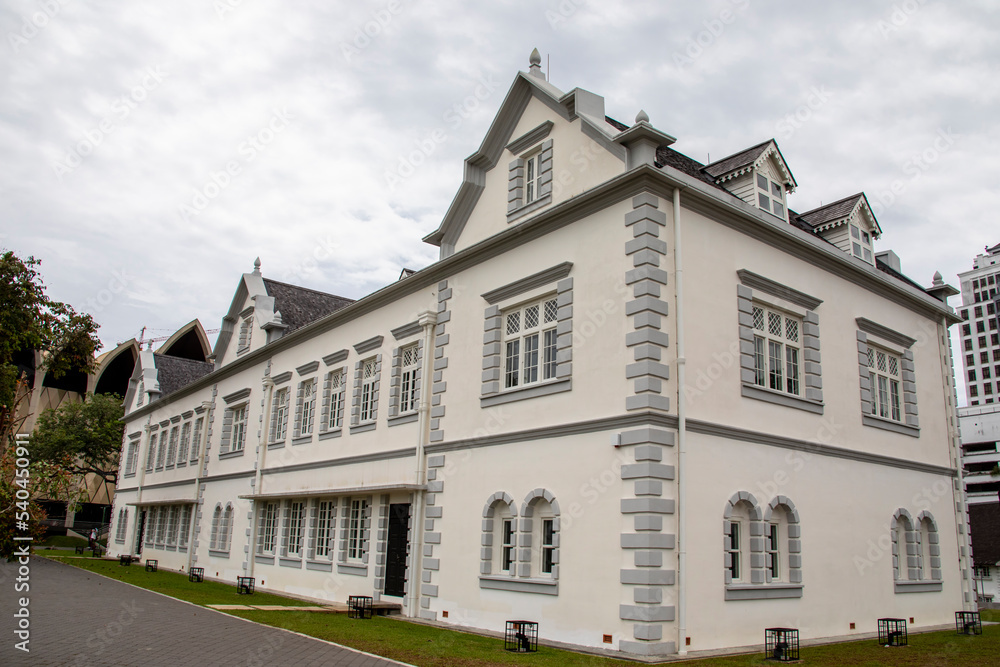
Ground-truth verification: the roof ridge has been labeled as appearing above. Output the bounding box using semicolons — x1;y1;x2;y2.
797;192;864;217
703;138;773;168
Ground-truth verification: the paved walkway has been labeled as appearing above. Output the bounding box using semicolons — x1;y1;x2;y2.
0;557;412;667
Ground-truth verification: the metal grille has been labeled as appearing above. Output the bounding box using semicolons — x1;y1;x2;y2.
544;299;558;323
402;345;418;367
768;312;782;336
867;348;875;368
525;305;539;329
785;319;799;342
753;307;764;331
506;312;520;334
877;350;887;372
888;356;899;376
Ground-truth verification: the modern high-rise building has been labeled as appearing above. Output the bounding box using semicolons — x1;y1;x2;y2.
957;244;1000;406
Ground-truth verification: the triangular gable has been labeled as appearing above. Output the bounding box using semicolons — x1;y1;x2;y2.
423;63;626;257
156;319;211;362
211;261;269;367
90;338;139;397
703;139;797;190
797;193;882;238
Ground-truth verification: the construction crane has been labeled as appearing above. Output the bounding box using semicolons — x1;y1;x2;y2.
129;326;221;350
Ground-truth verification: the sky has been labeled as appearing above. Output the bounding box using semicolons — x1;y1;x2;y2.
1;0;997;404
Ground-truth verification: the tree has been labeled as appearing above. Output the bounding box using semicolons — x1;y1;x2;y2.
29;393;124;501
0;250;101;451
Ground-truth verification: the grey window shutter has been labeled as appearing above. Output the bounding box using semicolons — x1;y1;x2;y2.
351;362;363;426
388;347;401;417
268;394;277;442
538;139;554;198
508;158;525;213
372;355;382;417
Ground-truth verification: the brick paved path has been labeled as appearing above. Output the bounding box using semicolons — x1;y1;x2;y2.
0;557;412;667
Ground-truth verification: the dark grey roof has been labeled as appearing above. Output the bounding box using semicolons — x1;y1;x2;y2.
875;257;925;292
263;279;354;333
154;354;214;397
605;115;629;132
795;193;864;229
987;242;1000;254
702;140;772;179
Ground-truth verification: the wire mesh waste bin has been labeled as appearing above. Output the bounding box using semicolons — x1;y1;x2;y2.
956;611;982;635
348;596;373;619
118;555;132;566
189;567;204;582
764;627;799;661
878;618;907;646
145;559;158;572
236;576;255;594
505;621;538;653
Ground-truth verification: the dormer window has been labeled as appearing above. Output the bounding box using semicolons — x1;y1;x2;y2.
756;173;786;219
524;150;542;204
850;224;874;264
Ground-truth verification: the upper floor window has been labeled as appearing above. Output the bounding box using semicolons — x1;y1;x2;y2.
226;404;248;453
503;298;559;389
756;173;785;219
155;432;168;470
867;346;902;422
524;150;542;204
269;387;289;443
124;440;139;476
166;425;179;467
399;344;419;414
295;379;317;437
359;359;378;423
145;432;157;472
326;369;346;429
177;421;192;463
751;306;801;396
191;417;204;463
238;314;253;352
850;224;873;263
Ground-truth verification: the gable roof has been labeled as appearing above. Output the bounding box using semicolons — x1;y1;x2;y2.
153;354;214;397
795;192;882;237
262;279;354;333
702;139;798;189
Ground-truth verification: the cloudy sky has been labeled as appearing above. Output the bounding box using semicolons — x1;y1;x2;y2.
1;0;997;403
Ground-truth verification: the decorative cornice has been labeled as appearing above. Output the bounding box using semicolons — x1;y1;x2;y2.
856;317;917;348
353;335;384;355
323;349;349;366
481;262;573;305
738;269;823;310
221;388;252;404
295;360;320;376
271;371;292;384
390;321;422;341
506;120;554;156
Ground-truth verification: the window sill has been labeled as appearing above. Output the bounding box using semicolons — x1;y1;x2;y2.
176;462;186;468
208;549;230;559
123;472;136;479
388;412;419;427
725;584;803;601
350;422;377;435
291;435;312;446
318;429;342;441
267;441;285;450
742;384;823;415
895;580;942;593
337;563;368;576
254;554;275;565
219;449;245;460
479;575;558;596
481;378;571;408
165;545;176;552
862;414;920;438
306;560;333;572
165;464;174;470
114;538;125;544
507;193;552;224
279;557;302;568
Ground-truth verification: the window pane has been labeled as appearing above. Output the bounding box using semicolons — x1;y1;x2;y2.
522;333;539;384
543;299;558;323
768;311;782;336
768;340;783;391
757;174;767;189
771;182;782;197
772;202;784;217
890;380;901;421
786;346;799;395
752;306;764;331
851;225;860;240
753;336;766;386
878;375;889;417
864;248;872;262
758;193;770;211
525;305;539;329
506;312;520;335
853;242;862;256
543;329;558;380
785;318;798;343
505;340;520;388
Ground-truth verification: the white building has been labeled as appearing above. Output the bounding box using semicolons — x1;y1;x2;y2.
957;243;1000;406
109;53;973;657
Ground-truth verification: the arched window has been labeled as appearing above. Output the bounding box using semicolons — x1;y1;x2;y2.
521;489;560;580
723;492;764;585
891;509;916;582
481;492;518;576
916;511;940;581
209;504;223;551
763;496;802;584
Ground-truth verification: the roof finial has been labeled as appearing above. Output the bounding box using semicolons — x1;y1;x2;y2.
253;257;261;275
932;270;943;286
528;48;545;80
635;109;649;124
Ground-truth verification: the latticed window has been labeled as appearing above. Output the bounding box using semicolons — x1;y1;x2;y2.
231;405;248;452
348;499;368;560
191;417;203;462
327;370;345;429
751;305;801;395
314;500;334;558
360;359;378;422
399;345;419;413
868;346;902;421
177;422;192;463
504;297;559;389
269;387;289;442
179;506;191;548
257;502;278;555
297;379;316;435
287;502;305;556
145;433;157;471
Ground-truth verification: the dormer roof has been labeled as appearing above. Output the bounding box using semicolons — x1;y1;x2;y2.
795;192;882;238
702;139;797;190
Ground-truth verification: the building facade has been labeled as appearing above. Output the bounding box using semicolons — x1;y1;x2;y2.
108;55;972;657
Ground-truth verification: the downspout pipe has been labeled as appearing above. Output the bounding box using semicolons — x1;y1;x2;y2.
673;186;688;655
187;400;214;572
409;308;438;618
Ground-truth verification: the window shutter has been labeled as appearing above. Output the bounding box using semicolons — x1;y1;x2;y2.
538;139;553;198
351;361;363;426
338;501;350;562
388;347;401;418
268;394;278;442
309;380;318;432
508;158;525;213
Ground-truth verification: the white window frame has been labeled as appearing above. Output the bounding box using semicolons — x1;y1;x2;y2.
155;432;167;470
313;499;335;559
751;305;802;396
502;296;559;390
269;387;289;443
727;518;743;582
399;344;419;414
326;370;346;429
230;404;248;452
867;345;902;422
524;149;542;204
359;359;378;423
145;507;156;546
755;172;786;219
125;440;138;475
210;505;222;550
286;501;305;557
179;505;192;548
115;509;128;543
177;421;192;463
347;498;368;561
166;505;179;546
850;224;874;264
257;502;279;555
297;379;316;436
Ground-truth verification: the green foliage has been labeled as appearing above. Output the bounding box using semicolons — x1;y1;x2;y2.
30;393;124;486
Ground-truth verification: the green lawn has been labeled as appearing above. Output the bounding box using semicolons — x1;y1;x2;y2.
45;554;1000;666
39;535;104;548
